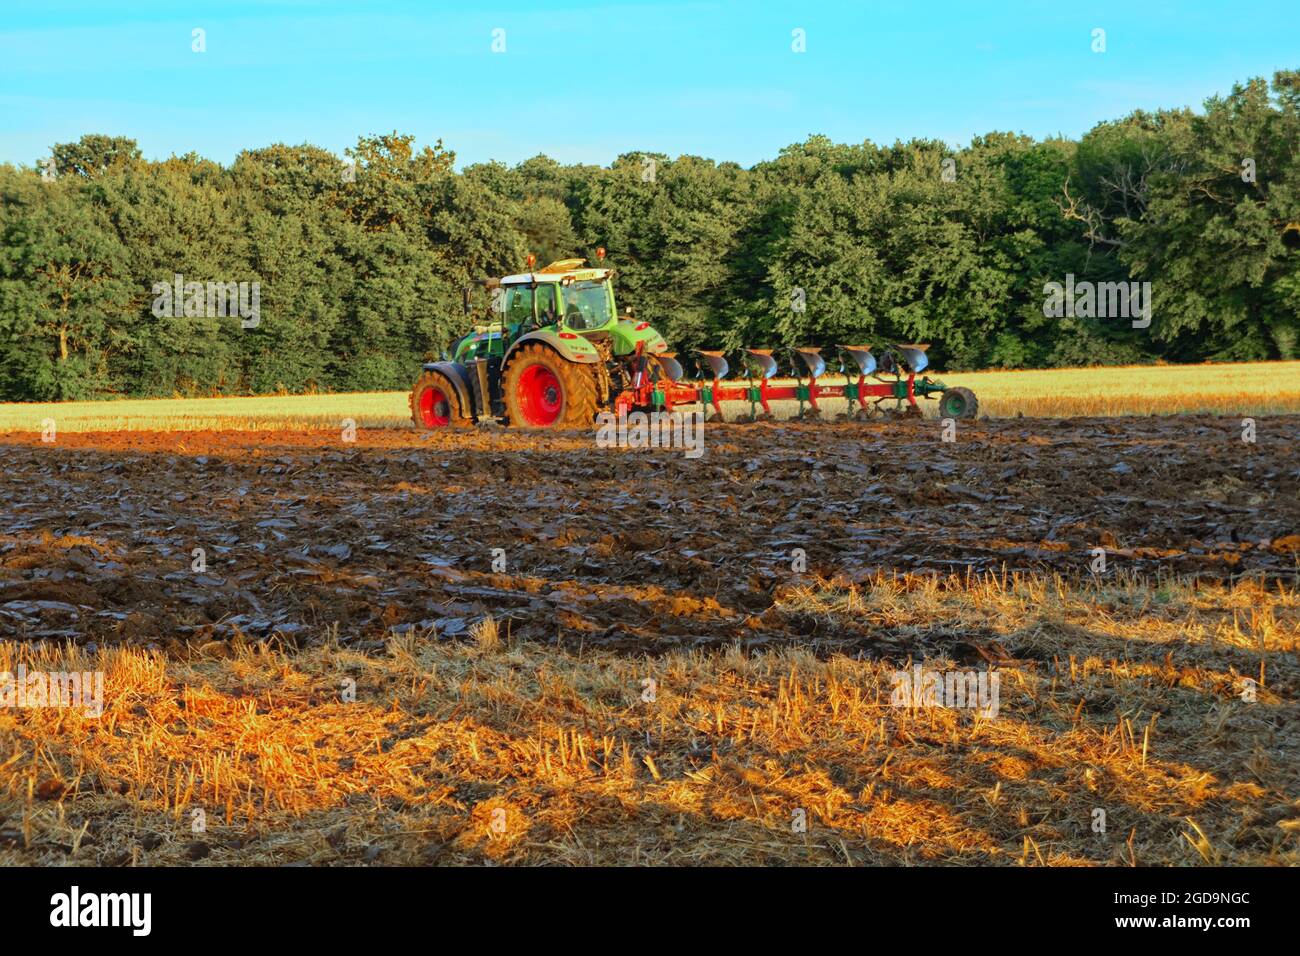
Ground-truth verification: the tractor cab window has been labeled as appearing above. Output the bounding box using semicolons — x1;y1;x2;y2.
505;286;533;325
561;279;613;331
536;284;558;326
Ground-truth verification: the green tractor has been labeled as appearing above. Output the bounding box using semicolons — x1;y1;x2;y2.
409;252;672;429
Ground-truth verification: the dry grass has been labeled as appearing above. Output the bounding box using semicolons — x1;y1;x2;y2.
1;361;1296;433
1;572;1296;866
939;361;1300;419
0;391;405;434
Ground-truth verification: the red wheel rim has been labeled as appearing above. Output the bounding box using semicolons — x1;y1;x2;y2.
517;364;563;426
418;385;451;427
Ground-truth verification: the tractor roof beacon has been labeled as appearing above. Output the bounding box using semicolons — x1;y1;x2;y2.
409;252;977;430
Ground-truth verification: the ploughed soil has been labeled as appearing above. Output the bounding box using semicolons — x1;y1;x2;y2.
1;416;1297;653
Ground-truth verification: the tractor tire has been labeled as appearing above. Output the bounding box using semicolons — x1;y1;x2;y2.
410;370;470;430
502;343;599;429
938;386;978;420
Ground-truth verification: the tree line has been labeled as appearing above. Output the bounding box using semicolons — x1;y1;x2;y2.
0;70;1296;401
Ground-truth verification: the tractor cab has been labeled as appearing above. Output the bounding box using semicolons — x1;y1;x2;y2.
449;255;668;372
489;256;666;361
497;258;617;335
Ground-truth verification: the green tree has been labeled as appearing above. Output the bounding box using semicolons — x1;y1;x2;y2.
0;172;133;399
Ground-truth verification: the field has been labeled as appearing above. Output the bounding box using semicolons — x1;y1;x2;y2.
2;360;1299;433
1;402;1298;866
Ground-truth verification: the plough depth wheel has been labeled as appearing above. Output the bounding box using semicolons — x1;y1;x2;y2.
938;386;978;420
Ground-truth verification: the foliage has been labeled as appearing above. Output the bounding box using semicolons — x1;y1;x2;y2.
1;71;1296;399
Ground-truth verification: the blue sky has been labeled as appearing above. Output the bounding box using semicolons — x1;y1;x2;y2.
1;0;1296;170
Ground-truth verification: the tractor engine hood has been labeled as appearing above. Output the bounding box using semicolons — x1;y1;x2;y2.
613;318;668;356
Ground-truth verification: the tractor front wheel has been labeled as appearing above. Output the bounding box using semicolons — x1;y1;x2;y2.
410;370;469;429
938;386;978;420
502;344;599;429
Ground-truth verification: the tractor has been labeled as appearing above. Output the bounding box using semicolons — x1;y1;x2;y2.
409;252;978;429
409;251;670;429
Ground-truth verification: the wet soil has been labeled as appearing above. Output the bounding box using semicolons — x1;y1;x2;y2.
2;416;1297;654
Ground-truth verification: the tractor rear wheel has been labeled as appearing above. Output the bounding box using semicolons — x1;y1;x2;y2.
502;344;599;429
410;370;469;429
938;387;978;420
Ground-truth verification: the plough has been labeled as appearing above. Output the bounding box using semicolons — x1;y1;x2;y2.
614;343;978;422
